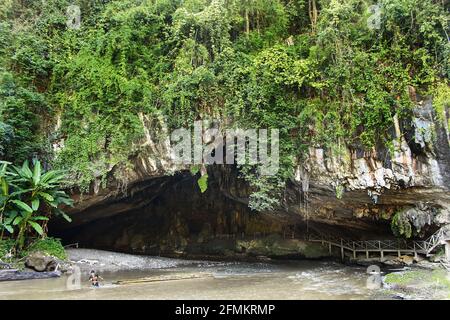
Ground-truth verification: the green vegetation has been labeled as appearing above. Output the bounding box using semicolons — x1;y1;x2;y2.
384;269;450;299
0;237;67;264
390;211;412;238
384;270;424;285
335;184;344;199
0;0;448;211
432;81;450;125
0;160;72;254
25;237;67;260
0;238;14;258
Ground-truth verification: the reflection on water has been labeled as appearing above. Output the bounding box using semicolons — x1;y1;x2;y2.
0;259;376;300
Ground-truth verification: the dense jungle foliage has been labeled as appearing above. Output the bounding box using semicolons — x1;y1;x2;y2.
0;0;449;211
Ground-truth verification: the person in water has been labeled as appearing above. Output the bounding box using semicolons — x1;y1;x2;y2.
88;270;103;287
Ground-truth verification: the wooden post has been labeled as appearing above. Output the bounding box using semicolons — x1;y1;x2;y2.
445;241;450;262
378;241;382;260
353;243;356;259
366;243;369;259
413;242;417;259
340;239;344;261
328;243;332;255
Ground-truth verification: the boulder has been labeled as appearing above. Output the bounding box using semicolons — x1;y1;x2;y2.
398;255;415;265
0;269;61;281
25;251;58;272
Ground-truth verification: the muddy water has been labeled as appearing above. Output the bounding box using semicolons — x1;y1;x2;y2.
0;257;382;300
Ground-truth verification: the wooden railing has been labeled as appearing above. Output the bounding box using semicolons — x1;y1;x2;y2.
308;228;448;260
170;227;447;262
424;228;445;254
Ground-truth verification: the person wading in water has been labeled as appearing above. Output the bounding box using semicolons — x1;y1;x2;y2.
88;270;103;288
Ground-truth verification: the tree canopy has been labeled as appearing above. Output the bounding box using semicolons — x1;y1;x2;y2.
0;0;449;210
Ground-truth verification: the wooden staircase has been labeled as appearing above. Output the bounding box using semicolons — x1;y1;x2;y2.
424;228;446;257
308;227;449;261
440;261;450;272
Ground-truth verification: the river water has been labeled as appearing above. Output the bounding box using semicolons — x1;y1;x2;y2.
0;255;383;300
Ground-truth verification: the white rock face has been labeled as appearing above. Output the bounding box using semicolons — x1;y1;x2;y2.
298;107;448;195
290;101;450;229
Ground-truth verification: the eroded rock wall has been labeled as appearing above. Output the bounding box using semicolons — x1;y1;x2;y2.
51;99;450;257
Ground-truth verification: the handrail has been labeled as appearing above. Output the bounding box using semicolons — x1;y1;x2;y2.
307;227;447;255
64;243;79;249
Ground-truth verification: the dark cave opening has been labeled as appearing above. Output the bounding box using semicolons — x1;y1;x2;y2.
50;166;397;258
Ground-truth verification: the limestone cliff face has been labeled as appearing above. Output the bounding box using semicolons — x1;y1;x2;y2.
51;99;450;257
289;99;450;235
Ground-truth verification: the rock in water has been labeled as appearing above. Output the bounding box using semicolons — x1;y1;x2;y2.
0;269;61;282
25;251;58;272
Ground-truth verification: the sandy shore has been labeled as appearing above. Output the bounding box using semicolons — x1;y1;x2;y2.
66;248;204;272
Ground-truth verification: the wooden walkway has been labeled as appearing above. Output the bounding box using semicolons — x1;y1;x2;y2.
308;228;449;261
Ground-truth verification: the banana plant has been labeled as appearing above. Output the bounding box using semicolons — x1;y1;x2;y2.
10;199;49;250
5;160;73;250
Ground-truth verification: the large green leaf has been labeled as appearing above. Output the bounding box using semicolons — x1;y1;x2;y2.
0;177;8;196
60;197;74;206
32;216;49;221
21;160;33;179
31;198;40;211
55;209;72;222
0;162;11;178
48;201;58;208
32;160;41;186
3;224;13;234
60;212;72;222
53;191;74;206
0;162;8;176
37;192;54;202
197;174;208;193
28;221;44;235
40;170;65;185
12;216;23;225
11;200;33;213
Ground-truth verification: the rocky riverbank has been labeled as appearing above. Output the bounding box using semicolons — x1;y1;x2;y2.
380;268;450;300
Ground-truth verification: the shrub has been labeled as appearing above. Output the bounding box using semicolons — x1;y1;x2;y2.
24;237;67;260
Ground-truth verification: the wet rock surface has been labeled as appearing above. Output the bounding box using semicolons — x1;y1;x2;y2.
25;251;58;272
0;269;61;282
